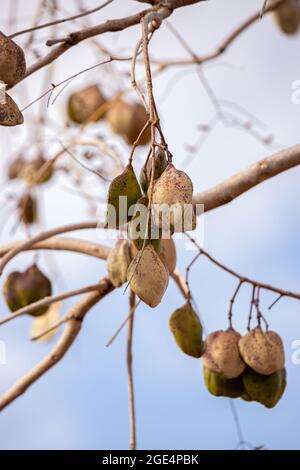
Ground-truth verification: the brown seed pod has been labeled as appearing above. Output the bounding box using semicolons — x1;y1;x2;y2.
67;85;106;124
203;329;246;379
128;196;161;253
0;32;26;87
203;367;245;399
169;302;204;358
159;237;176;274
8;156;25;179
19;193;37;225
238;327;285;375
3;264;52;316
271;0;300;35
107;239;132;288
107;100;150;145
151;163;193;232
127;244;169;308
0;93;23;127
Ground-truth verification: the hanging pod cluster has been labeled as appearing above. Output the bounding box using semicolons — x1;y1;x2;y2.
3;264;52;317
67;85;107;124
202;326;286;408
0;32;26;126
271;0;300;34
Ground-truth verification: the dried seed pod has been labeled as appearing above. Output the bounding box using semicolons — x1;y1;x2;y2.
239;327;285;375
0;93;23;127
107;100;150;145
8;156;25;179
105;163;142;228
19;193;37;225
271;0;300;35
0;32;26;87
3;264;52;316
203;329;246;379
107;239;131;287
20;155;53;185
151;163;193;232
242;368;287;408
140;150;168;194
159;237;176;274
67;85;106;124
128;196;161;252
203;367;245;399
169;302;204;358
31;302;61;342
127;244;169;308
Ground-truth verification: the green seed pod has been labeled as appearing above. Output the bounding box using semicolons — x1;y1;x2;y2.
169;302;204;358
203;329;246;379
127;244;169;308
239;327;285;375
271;0;300;35
203;367;245;399
0;32;26;87
107;100;150;145
105;163;142;228
0;93;23;127
67;85;106;124
128;196;161;252
151;163;193;232
242;368;287;408
140;150;168;194
3;264;52;316
19;194;37;225
107;239;132;287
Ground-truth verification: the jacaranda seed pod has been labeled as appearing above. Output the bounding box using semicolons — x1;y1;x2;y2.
239;327;285;375
107;239;131;287
0;94;23;127
0;32;26;87
169;302;204;358
159;238;176;274
203;367;245;399
67;85;106;124
107;100;150;145
127;244;169;308
242;368;287;408
3;264;52;316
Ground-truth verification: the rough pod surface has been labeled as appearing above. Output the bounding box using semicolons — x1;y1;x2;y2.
0;32;26;87
0;93;23;127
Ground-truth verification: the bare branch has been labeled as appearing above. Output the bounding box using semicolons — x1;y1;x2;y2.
127;290;137;450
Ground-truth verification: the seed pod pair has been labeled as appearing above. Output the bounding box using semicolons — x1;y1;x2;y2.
107;239;131;287
3;264;52;316
169;302;204;358
107;100;150;146
68;85;106;124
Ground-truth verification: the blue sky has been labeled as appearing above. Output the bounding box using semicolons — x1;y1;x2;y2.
0;0;300;450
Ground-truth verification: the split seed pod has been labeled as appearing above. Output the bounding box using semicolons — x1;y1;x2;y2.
19;193;37;225
107;100;150;145
67;85;106;124
271;0;300;35
0;32;26;87
169;302;204;358
140;150;168;194
0;93;23;127
105;163;142;228
242;368;287;408
238;327;285;375
107;239;131;287
128;196;161;252
159;238;176;274
127;244;169;308
3;264;52;316
203;329;246;379
203;367;245;399
152;163;193;233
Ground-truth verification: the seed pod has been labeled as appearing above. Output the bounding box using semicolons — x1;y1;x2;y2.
152;163;193;232
105;163;142;228
19;193;37;225
67;85;106;124
31;302;60;342
203;367;245;399
239;327;285;375
107;100;150;145
127;244;169;308
3;264;52;316
107;239;131;287
271;0;300;35
0;32;26;87
203;329;246;379
169;302;204;358
0;93;23;127
242;368;287;408
140;150;168;194
8;156;25;179
20;155;53;186
159;238;176;274
128;196;161;252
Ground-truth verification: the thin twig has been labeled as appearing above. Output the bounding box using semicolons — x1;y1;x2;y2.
127;290;137;450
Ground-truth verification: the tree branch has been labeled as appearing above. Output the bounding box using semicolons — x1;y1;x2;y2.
0;278;114;412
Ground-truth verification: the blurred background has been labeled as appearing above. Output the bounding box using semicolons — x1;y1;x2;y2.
0;0;300;450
